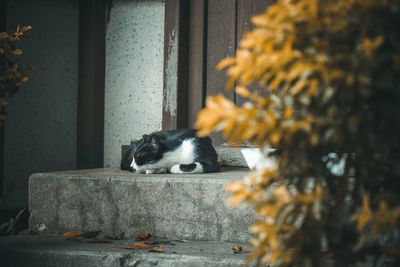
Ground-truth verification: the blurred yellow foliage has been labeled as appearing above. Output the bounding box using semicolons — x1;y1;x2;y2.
0;25;33;123
196;0;400;265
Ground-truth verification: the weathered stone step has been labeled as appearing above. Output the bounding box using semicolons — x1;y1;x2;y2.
29;168;254;243
0;235;252;267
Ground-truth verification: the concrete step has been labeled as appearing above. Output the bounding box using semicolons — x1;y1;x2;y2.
29;168;254;243
0;235;252;267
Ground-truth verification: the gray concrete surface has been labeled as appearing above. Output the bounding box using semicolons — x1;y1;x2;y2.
0;235;251;267
3;0;79;209
216;146;248;167
29;168;254;242
104;0;165;168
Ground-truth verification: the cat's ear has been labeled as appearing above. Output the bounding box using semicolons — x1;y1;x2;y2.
142;134;150;142
149;135;161;153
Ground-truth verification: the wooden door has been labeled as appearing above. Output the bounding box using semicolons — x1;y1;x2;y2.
187;0;277;143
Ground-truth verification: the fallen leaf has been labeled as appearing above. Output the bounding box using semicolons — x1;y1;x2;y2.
121;241;155;250
133;241;154;249
232;246;243;252
64;230;84;238
136;232;152;240
232;245;250;254
149;245;164;253
86;239;112;243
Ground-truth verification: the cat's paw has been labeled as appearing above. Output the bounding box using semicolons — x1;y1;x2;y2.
170;164;183;174
144;168;168;174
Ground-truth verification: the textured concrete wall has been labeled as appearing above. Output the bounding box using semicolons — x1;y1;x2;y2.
29;168;253;242
4;0;79;208
104;0;165;167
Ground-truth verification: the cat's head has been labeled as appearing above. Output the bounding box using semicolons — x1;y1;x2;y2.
130;134;162;172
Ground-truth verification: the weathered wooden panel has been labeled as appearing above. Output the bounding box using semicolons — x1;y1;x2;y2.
206;0;236;101
163;0;189;130
235;0;276;106
187;0;207;128
206;0;237;144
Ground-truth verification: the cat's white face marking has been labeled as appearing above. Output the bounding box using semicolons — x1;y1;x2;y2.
130;138;196;173
130;157;138;170
170;162;203;174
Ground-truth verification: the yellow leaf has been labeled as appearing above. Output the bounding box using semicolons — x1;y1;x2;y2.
269;129;281;145
216;57;236;71
235;86;250;98
273;186;291;203
307;79;318;97
21;25;32;32
225;181;246;192
228;193;249;207
289;79;308;95
246;250;264;265
283;107;293;119
360;36;384;58
63;230;84;238
251;13;269;27
11;49;23;55
239;37;256;49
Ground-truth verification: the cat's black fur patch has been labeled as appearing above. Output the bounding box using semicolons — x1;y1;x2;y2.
179;163;197;172
122;129;220;174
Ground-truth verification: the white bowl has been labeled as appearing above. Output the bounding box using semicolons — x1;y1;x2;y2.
241;148;276;169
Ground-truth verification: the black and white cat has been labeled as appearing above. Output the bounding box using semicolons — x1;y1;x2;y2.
124;129;220;174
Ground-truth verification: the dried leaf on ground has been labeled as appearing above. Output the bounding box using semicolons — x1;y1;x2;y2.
149;245;164;253
136;232;152;240
121;241;160;250
133;241;154;249
232;245;243;252
63;230;84;238
232;245;250;254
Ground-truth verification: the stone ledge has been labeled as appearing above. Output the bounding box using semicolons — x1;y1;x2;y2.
29;168;254;242
0;235;252;267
